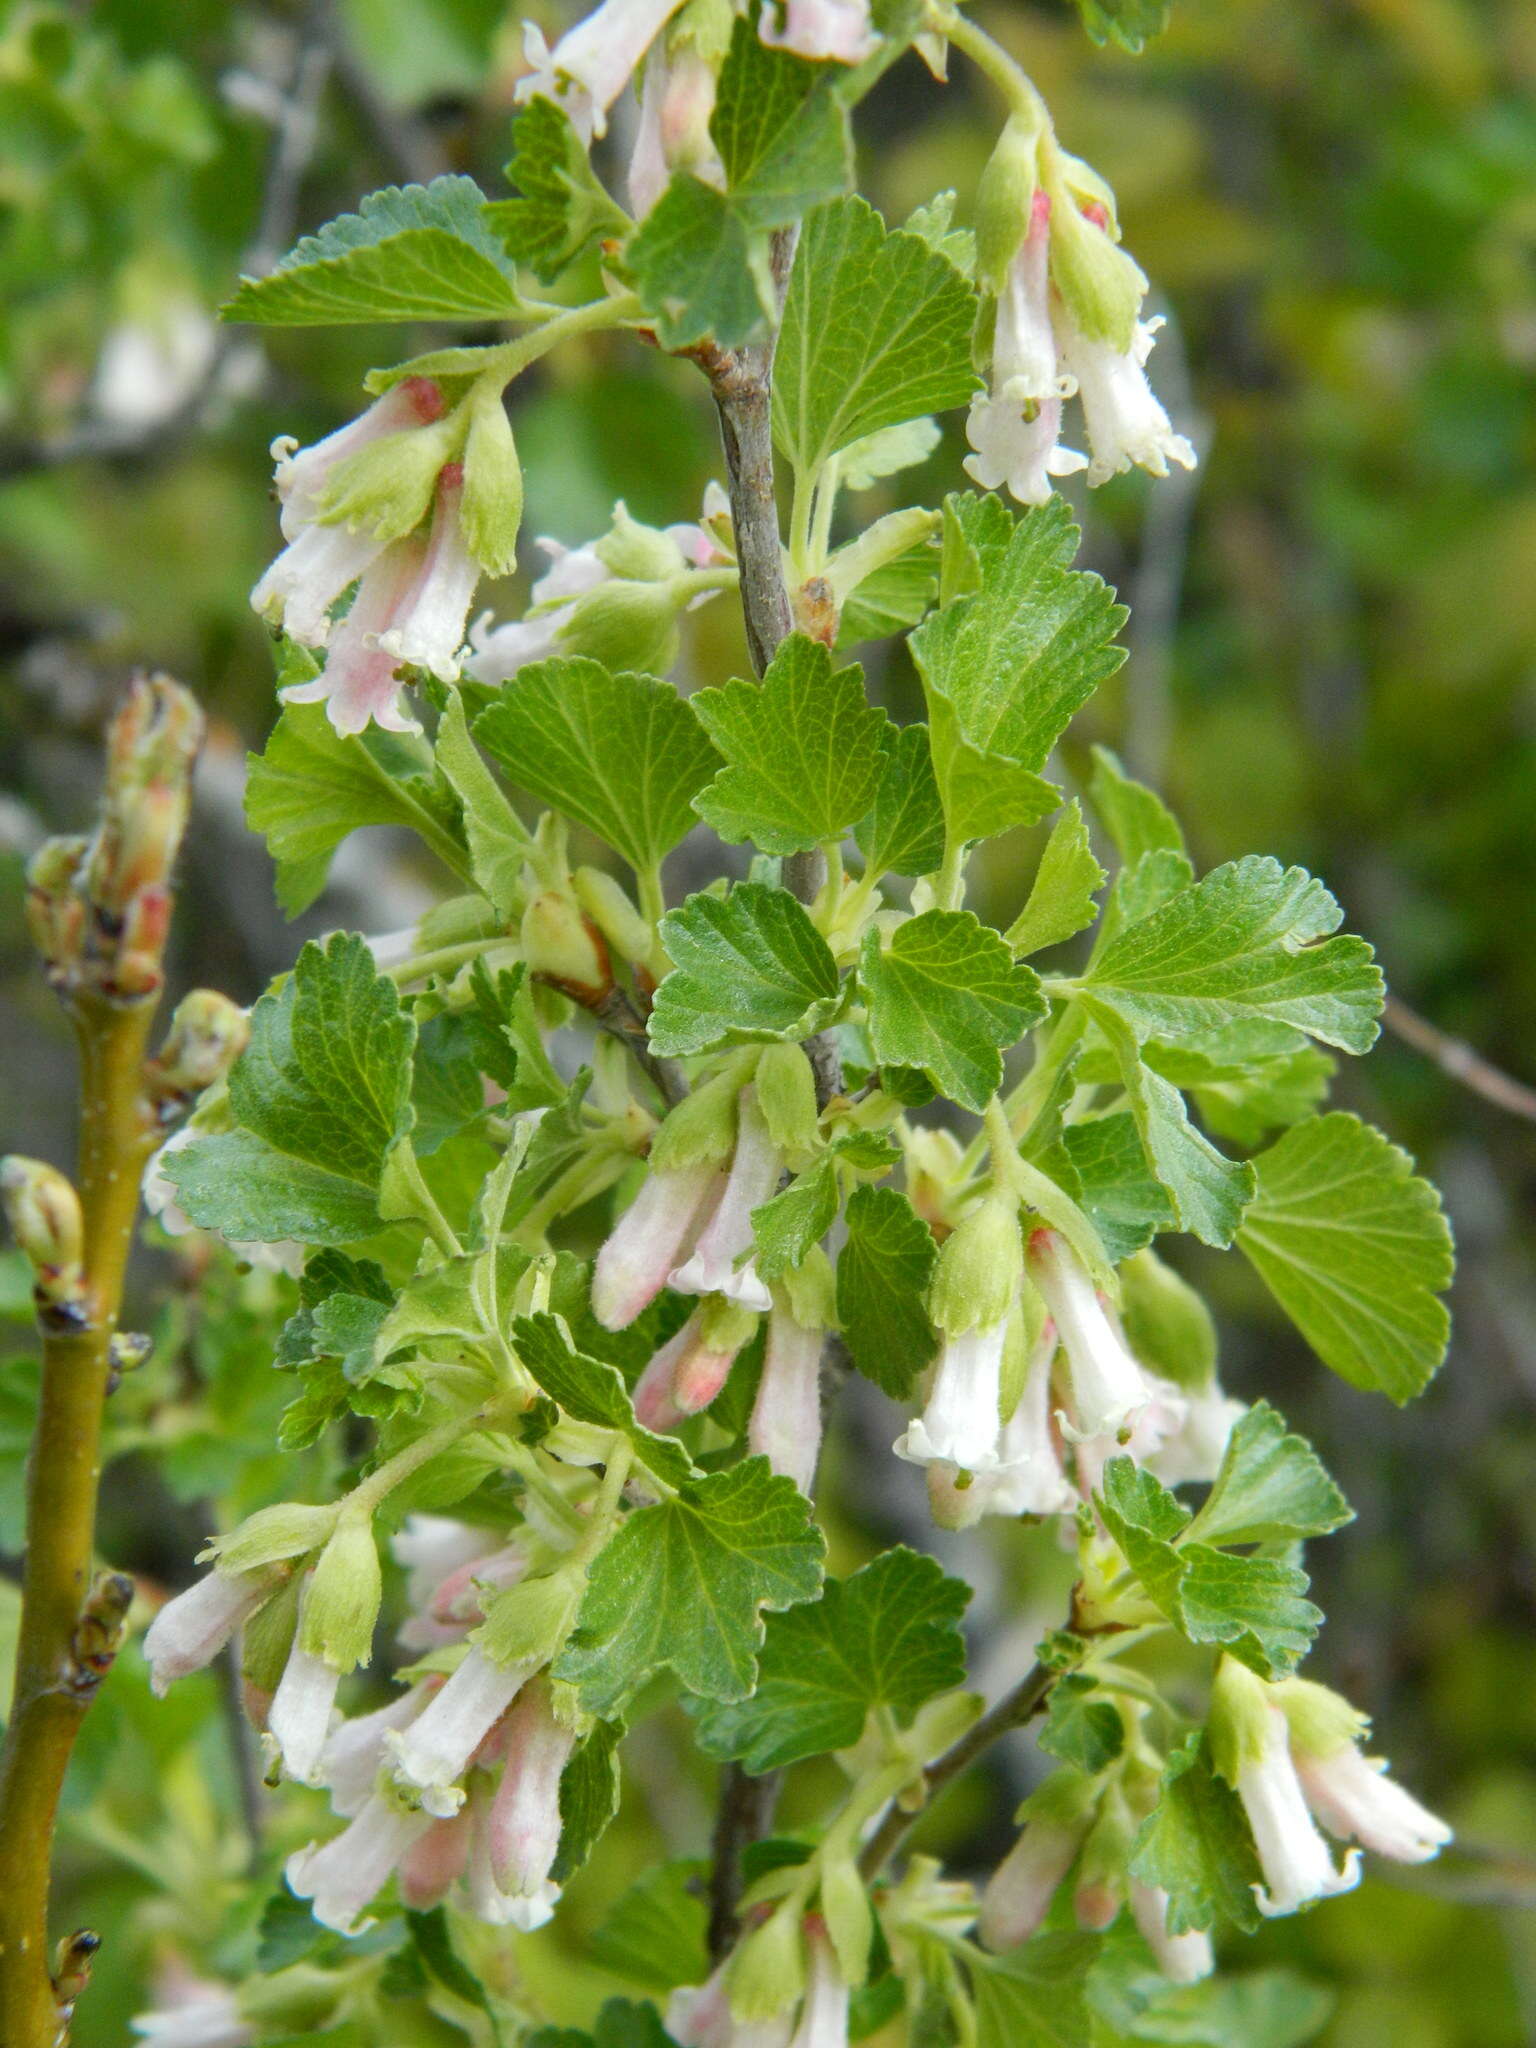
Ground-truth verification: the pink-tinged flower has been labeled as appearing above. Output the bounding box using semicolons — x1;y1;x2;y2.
668;1965;795;2047
278;541;426;737
286;1790;434;1935
629;40;723;216
749;1305;824;1493
375;464;480;678
386;1648;529;1816
670;1089;779;1312
465;538;611;682
487;1678;577;1896
1028;1230;1151;1444
272;378;446;538
393;1515;491;1600
759;0;878;64
515;0;689;142
321;1680;438;1817
131;1982;251;2048
1129;1880;1213;1984
789;1930;850;2048
1146;1381;1245;1490
1293;1739;1452;1865
896;1316;1011;1475
632;1310;749;1430
964;1321;1080;1519
593;1159;725;1330
1236;1706;1361;1918
141;1565;275;1696
426;1542;530;1632
268;1632;342;1788
978;1781;1094;1951
1053;312;1196;488
463;1773;560;1928
398;1807;473;1910
250;518;390;647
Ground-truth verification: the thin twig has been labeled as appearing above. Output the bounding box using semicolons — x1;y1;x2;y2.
590;986;687;1108
1383;994;1536;1125
707;1764;784;1961
856;1658;1057;1881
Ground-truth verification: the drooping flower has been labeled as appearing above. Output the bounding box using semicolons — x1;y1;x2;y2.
266;1576;343;1788
669;1087;780;1311
592;1157;726;1330
787;1928;850;2048
276;539;427;737
759;0;878;64
896;1317;1010;1474
141;1564;278;1696
978;1771;1098;1951
1129;1880;1214;1984
749;1302;824;1493
487;1677;577;1897
1145;1379;1246;1489
629;31;724;217
385;1647;529;1816
965;190;1086;507
320;1680;438;1816
398;1807;473;1911
515;0;690;142
131;1984;252;2048
670;1965;796;2046
934;1318;1078;1524
285;1789;434;1935
462;1769;561;1929
1278;1678;1453;1866
1053;312;1197;489
1028;1229;1152;1444
270;376;446;537
466;538;610;682
631;1302;757;1430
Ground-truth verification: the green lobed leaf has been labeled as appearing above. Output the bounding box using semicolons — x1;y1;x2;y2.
853;722;946;880
245;686;469;917
1007;801;1107;957
1073;0;1174;55
167;935;415;1245
485;97;631;281
836;546;941;649
1236;1112;1454;1403
835;1183;938;1397
1060;1112;1176;1264
1129;1734;1264;1936
690;1547;970;1769
690;635;888;854
970;1931;1099;2048
554;1455;825;1713
861;910;1046;1112
751;1155;840;1282
1125;1969;1335;2047
1187;1402;1352;1547
588;1859;710;1993
649;883;844;1057
1087;746;1186;867
553;1717;624;1883
512;1312;694;1488
772;194;978;477
1081;857;1384;1055
1038;1672;1127;1776
224;175;526;325
475;657;720;875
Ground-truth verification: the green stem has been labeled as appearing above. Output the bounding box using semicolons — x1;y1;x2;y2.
479;292;644;391
346;1406;491;1519
931;4;1049;124
384;936;515;985
391;1145;464;1261
808;455;840;574
669;566;741;603
788;464;816;584
935;831;969;912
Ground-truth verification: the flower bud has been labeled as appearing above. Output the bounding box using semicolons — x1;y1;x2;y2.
207;1501;339;1575
754;1042;821;1167
728;1902;806;2022
318;413;462;542
979;1768;1098;1952
521;888;613;1004
0;1156;85;1317
560;577;683;675
300;1517;383;1673
1119;1248;1217;1392
1073;1780;1133;1930
574;866;654;966
595;503;688;582
928;1197;1023;1339
143;1562;284;1696
459;379;524;578
487;1676;577;1895
146;989;250;1112
975;109;1044;293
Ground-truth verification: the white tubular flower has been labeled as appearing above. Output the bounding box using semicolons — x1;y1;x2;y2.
980;1322;1080;1517
424;1542;530;1636
515;0;689;142
141;1565;275;1696
964;392;1087;509
895;1318;1009;1474
392;1515;495;1612
1129;1880;1214;1985
131;1989;252;2048
592;1158;725;1330
629;39;723;216
1053;312;1196;489
278;541;426;737
271;376;446;537
375;464;480;680
1236;1705;1361;1918
749;1304;824;1494
1028;1229;1151;1444
267;1634;342;1788
464;538;610;683
386;1647;528;1816
487;1679;578;1895
979;1773;1096;1951
250;518;388;647
1072;1376;1188;1504
320;1680;437;1817
1278;1678;1452;1865
1146;1382;1246;1489
789;1930;850;2048
759;0;878;64
285;1790;433;1936
398;1808;473;1911
669;1088;779;1312
463;1773;561;1928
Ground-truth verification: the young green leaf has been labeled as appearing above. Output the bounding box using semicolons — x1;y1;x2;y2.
691;1547;970;1769
1037;1673;1126;1776
649;884;843;1056
475;658;720;876
1082;857;1384;1054
1060;1112;1176;1263
485;98;631;281
690;635;888;854
1006;800;1107;957
773;194;977;477
1087;744;1185;866
554;1456;825;1713
166;934;415;1245
1128;1734;1265;1935
588;1860;710;1993
552;1718;624;1883
224;175;526;325
835;1183;939;1397
1236;1112;1454;1403
853;722;946;881
512;1312;695;1489
433;689;529;917
969;1931;1098;2048
245;687;469;917
861;910;1047;1112
1073;0;1173;55
751;1155;839;1281
1187;1402;1353;1547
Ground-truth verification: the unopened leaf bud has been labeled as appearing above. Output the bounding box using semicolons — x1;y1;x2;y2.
87;674;202;917
300;1516;383;1673
560;577;683;675
521;888;613;1005
975;109;1044;292
928;1196;1023;1338
754;1041;821;1166
459;378;524;578
110;885;174;1001
24;836;87;970
728;1900;806;2021
147;989;250;1111
207;1500;339;1575
0;1156;85;1318
573;866;654;966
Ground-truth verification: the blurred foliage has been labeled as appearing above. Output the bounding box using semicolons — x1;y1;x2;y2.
1;0;1534;2042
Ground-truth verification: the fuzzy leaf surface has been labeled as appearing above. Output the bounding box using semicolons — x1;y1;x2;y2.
485;98;630;280
649;884;843;1055
861;910;1046;1112
1128;1734;1264;1935
853;722;946;880
835;1183;938;1396
513;1313;695;1488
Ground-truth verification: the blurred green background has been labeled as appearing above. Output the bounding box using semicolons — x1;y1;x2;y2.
1;0;1533;2041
